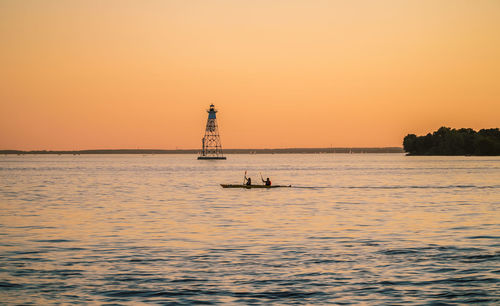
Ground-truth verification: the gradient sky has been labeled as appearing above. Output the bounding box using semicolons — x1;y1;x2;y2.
1;0;499;150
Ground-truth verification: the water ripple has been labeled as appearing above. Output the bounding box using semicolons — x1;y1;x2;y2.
1;154;499;304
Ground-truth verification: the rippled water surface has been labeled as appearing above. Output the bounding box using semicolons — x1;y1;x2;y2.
1;154;499;304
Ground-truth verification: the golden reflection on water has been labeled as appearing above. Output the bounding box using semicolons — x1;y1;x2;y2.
0;154;499;304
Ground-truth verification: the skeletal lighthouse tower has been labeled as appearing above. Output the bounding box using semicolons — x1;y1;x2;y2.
198;104;226;160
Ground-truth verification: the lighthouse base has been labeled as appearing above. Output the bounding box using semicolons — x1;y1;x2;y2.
197;156;227;160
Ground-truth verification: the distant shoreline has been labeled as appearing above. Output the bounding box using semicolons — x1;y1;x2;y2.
0;147;403;155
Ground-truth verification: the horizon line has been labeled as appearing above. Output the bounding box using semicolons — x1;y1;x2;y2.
0;147;404;154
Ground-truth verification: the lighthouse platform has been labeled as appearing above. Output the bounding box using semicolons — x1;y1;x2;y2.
197;156;227;160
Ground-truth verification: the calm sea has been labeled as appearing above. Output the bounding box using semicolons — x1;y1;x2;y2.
0;154;499;304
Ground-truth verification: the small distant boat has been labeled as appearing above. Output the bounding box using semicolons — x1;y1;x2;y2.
220;184;291;189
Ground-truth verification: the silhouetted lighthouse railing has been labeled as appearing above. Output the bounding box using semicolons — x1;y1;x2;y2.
198;104;226;160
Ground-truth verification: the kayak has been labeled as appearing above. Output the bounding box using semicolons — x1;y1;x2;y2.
221;184;291;189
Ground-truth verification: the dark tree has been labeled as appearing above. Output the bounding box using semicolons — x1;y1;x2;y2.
403;127;500;156
403;134;417;155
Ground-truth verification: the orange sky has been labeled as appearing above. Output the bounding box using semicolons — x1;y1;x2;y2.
1;0;499;150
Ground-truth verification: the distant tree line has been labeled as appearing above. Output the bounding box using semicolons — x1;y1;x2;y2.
403;127;500;155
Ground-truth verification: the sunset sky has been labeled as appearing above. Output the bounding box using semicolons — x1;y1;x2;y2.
1;0;499;150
